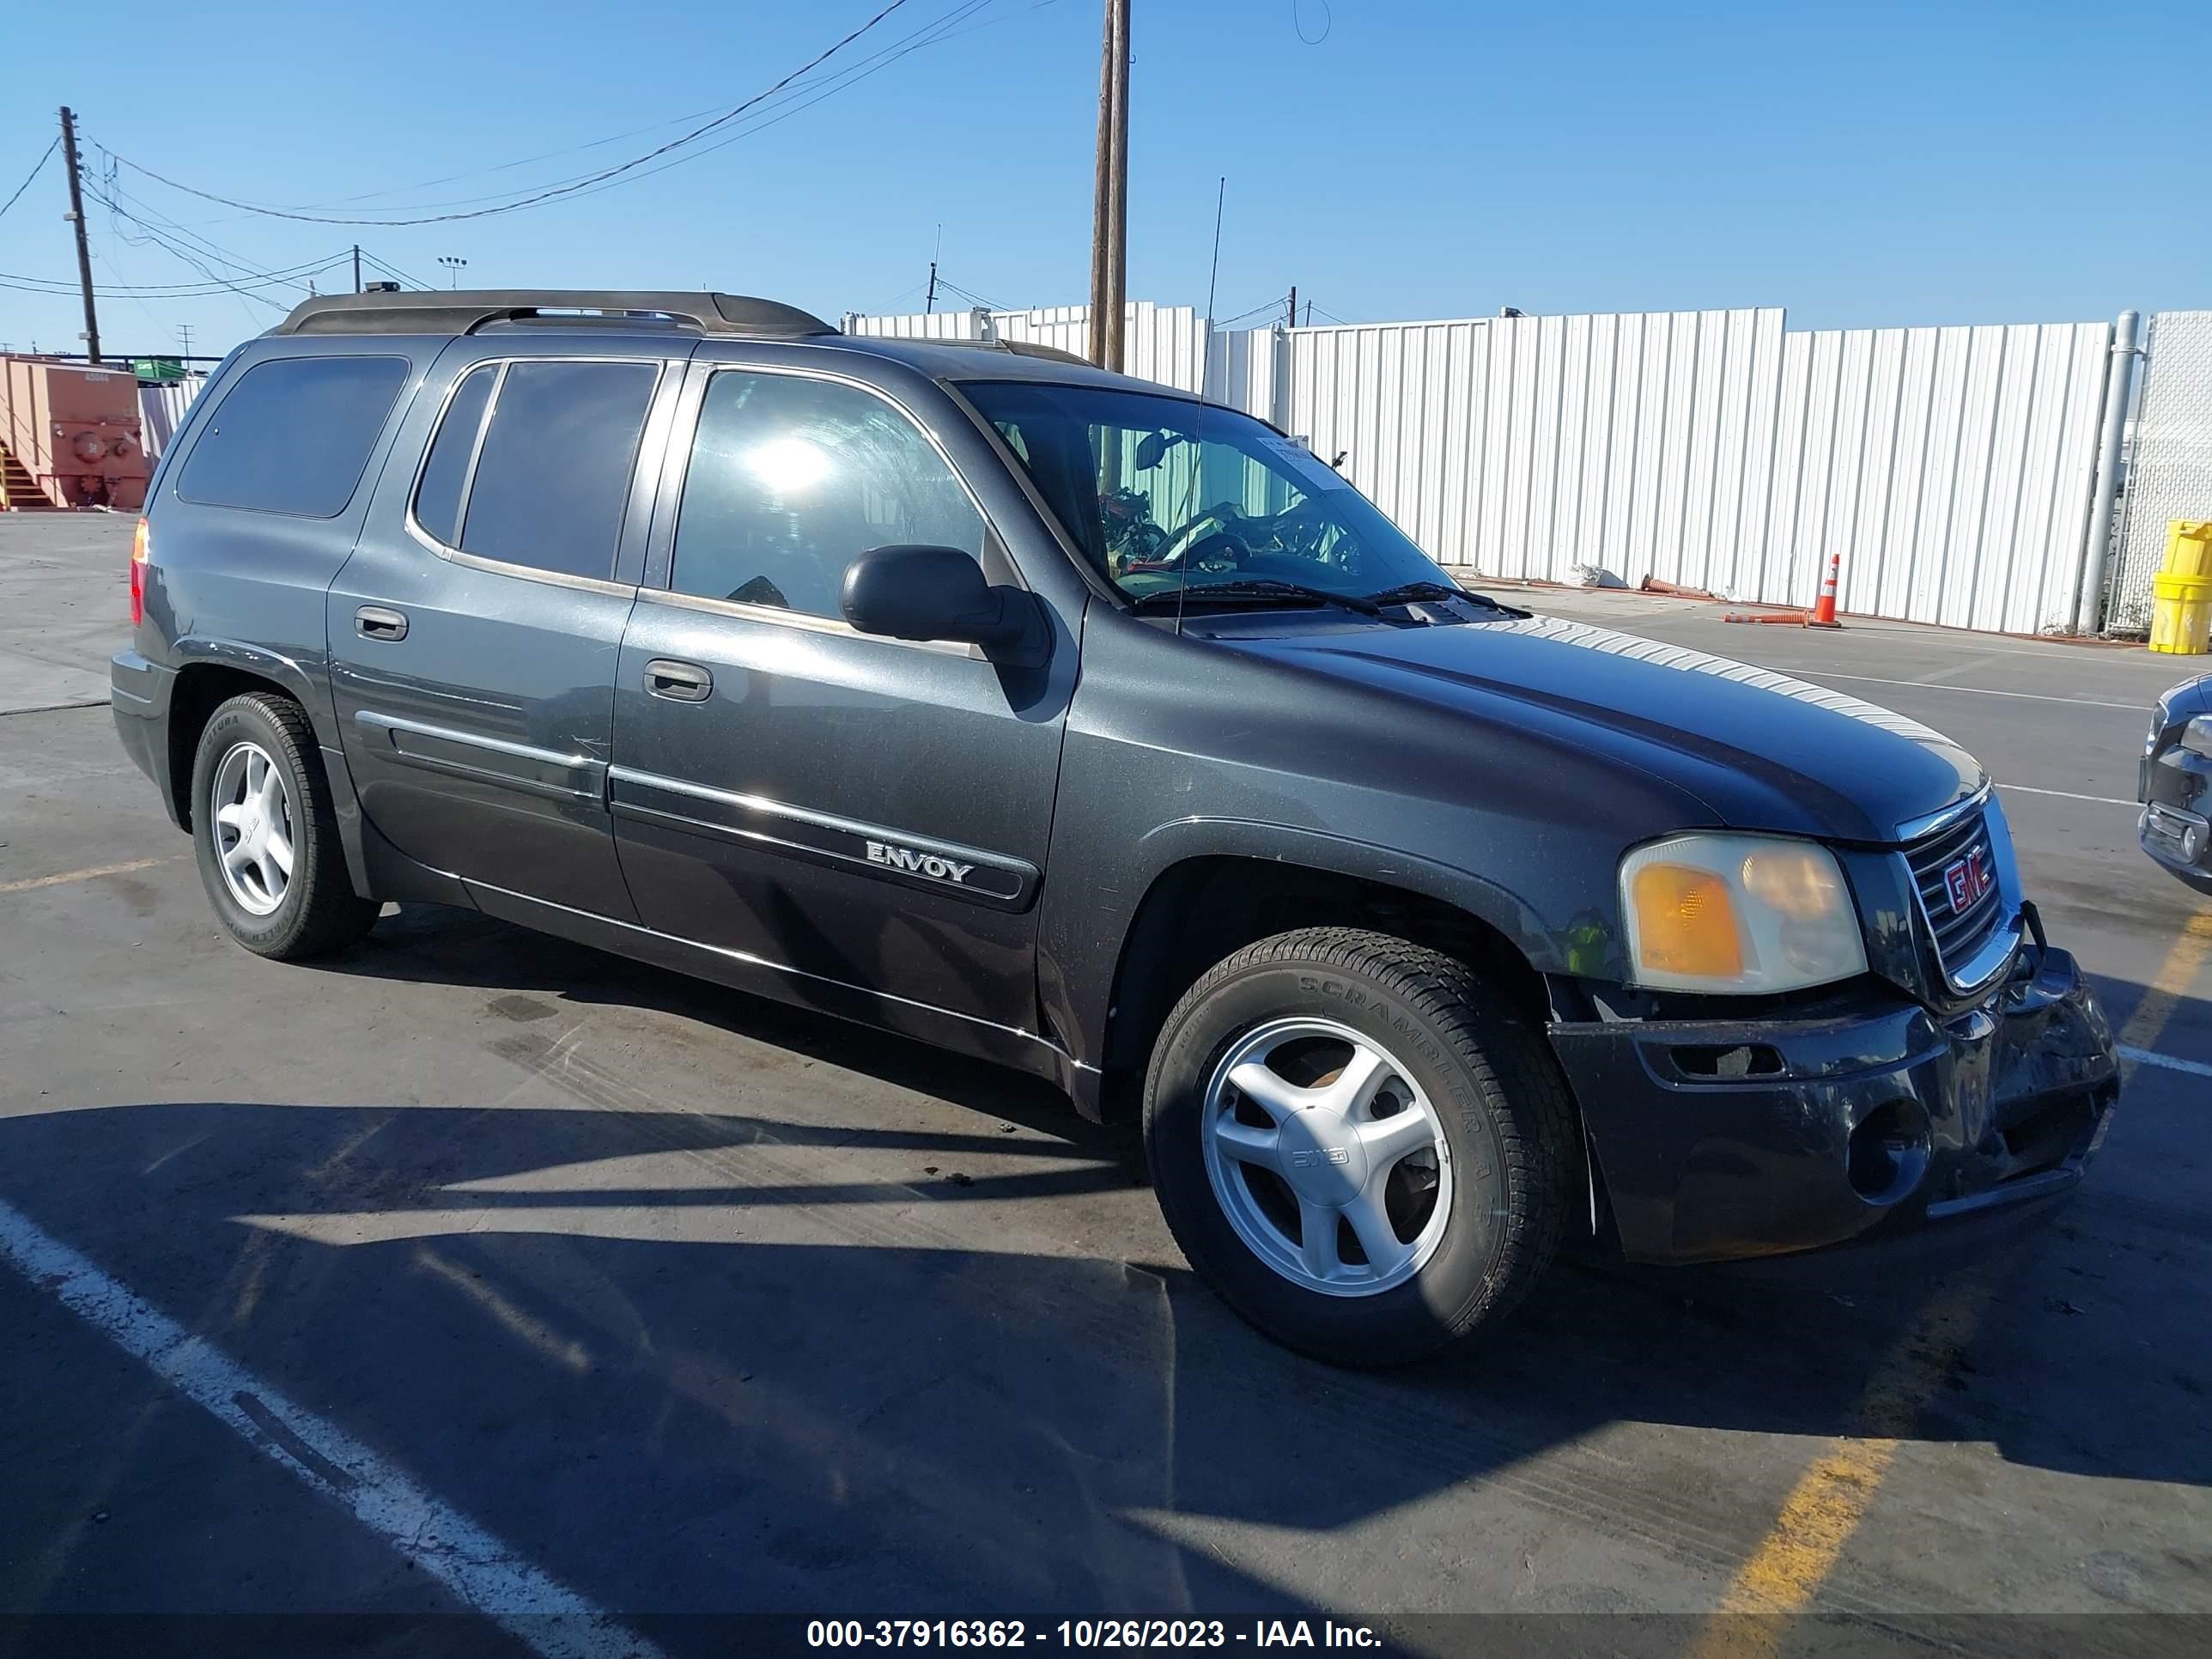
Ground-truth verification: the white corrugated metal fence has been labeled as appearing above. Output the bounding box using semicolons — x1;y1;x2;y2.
138;374;205;459
846;299;2120;635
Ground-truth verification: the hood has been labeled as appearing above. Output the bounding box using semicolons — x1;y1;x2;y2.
1228;613;1983;844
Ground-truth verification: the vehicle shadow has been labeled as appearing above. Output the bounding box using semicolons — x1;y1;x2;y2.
6;909;2209;1638
314;902;1103;1148
3;1079;2207;1642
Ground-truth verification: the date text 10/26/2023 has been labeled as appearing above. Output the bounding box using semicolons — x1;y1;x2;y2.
806;1620;1384;1650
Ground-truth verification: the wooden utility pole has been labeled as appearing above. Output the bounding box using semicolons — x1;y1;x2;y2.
353;245;362;294
58;107;100;366
1088;0;1130;370
1287;286;1297;329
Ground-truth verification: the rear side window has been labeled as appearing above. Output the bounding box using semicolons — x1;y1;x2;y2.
447;360;659;581
411;363;497;545
176;356;408;517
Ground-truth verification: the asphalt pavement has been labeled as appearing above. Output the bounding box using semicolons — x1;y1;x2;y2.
3;514;2209;1658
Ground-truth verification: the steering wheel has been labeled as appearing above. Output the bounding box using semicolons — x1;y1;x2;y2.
1180;527;1250;575
1156;502;1251;572
1264;498;1331;559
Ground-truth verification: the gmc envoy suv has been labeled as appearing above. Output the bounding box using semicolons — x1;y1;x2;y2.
112;289;2119;1365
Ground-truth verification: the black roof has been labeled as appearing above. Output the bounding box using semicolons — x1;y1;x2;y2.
268;289;836;340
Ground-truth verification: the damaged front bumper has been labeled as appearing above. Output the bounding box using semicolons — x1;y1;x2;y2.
1547;939;2118;1266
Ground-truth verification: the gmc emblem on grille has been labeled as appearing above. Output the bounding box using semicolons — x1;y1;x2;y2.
1942;848;1991;915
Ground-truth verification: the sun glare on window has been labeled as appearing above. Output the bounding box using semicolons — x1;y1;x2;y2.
746;436;833;495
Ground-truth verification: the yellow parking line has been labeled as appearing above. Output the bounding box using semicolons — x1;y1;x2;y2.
1691;910;2212;1656
2116;912;2212;1058
0;857;169;896
1690;1272;1993;1657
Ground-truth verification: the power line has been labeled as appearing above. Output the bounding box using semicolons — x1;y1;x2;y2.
72;180;347;312
359;249;434;290
0;138;58;224
136;0;1058;223
1213;295;1289;329
529;1;1000;212
932;276;1006;312
91;169;325;286
268;0;1002;222
0;258;344;297
102;0;931;227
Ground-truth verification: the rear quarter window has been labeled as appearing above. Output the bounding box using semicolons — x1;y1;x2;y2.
176;355;410;518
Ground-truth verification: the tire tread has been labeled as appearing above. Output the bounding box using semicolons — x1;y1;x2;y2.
193;691;378;960
1146;926;1579;1363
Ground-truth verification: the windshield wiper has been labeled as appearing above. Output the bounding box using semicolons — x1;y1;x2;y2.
1362;580;1502;610
1129;580;1382;617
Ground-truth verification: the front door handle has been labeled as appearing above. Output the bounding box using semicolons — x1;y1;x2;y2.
355;605;409;641
646;659;713;702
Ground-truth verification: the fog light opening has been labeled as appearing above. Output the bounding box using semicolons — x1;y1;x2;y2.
1846;1099;1931;1205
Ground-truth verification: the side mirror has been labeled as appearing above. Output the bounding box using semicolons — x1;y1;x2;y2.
841;545;1048;668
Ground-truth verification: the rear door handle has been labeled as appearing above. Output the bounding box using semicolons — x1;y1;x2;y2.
645;659;712;702
355;605;409;641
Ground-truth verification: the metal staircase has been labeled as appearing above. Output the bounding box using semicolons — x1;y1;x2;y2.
0;442;57;510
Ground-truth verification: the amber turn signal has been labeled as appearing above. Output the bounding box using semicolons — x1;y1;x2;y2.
1629;861;1745;979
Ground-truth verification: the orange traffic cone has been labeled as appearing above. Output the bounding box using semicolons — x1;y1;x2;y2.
1723;552;1850;626
1808;551;1843;629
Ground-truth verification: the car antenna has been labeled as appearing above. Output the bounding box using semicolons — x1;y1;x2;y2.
1176;175;1227;640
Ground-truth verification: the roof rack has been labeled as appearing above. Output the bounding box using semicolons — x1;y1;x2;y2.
269;289;836;340
911;336;1094;368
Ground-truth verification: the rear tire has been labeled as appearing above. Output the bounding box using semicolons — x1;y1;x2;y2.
1143;927;1577;1367
190;691;379;961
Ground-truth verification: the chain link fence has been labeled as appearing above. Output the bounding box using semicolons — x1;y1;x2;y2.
2110;310;2212;634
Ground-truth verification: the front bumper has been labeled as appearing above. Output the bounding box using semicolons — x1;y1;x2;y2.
1547;942;2118;1266
2139;685;2212;894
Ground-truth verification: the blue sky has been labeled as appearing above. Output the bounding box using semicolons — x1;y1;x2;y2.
3;0;2206;358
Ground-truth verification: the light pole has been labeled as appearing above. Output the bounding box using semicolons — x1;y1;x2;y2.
439;257;469;289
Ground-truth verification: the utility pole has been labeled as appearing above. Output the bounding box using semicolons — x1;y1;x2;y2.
177;323;193;363
1287;286;1297;329
352;245;362;294
58;107;100;367
925;260;937;313
1087;0;1130;370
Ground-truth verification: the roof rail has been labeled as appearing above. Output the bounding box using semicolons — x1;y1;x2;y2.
912;336;1094;368
269;289;837;340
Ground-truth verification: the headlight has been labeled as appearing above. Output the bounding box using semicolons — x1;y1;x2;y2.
1620;833;1868;994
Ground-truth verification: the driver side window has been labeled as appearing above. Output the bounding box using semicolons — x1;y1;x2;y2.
671;371;985;618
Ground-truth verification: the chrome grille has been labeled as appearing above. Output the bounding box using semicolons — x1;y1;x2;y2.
1904;806;2004;979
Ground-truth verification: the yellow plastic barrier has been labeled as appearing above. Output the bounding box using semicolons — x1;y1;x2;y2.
2150;570;2212;654
2166;520;2212;580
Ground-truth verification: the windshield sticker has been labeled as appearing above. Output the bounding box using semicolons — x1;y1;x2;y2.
1254;431;1352;490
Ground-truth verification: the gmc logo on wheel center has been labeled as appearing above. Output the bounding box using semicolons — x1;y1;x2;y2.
1942;847;1992;915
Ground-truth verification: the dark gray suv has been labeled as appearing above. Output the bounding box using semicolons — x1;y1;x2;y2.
112;289;2119;1365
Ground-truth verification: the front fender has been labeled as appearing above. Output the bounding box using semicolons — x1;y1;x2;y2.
1036;813;1592;1113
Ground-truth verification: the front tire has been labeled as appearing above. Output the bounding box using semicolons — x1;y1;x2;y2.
1143;927;1577;1367
190;691;379;961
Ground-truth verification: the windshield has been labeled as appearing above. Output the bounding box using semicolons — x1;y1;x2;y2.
960;380;1455;608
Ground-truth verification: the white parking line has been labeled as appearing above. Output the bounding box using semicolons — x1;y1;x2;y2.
2120;1045;2212;1079
0;1199;662;1659
1803;672;2142;712
1998;783;2137;807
